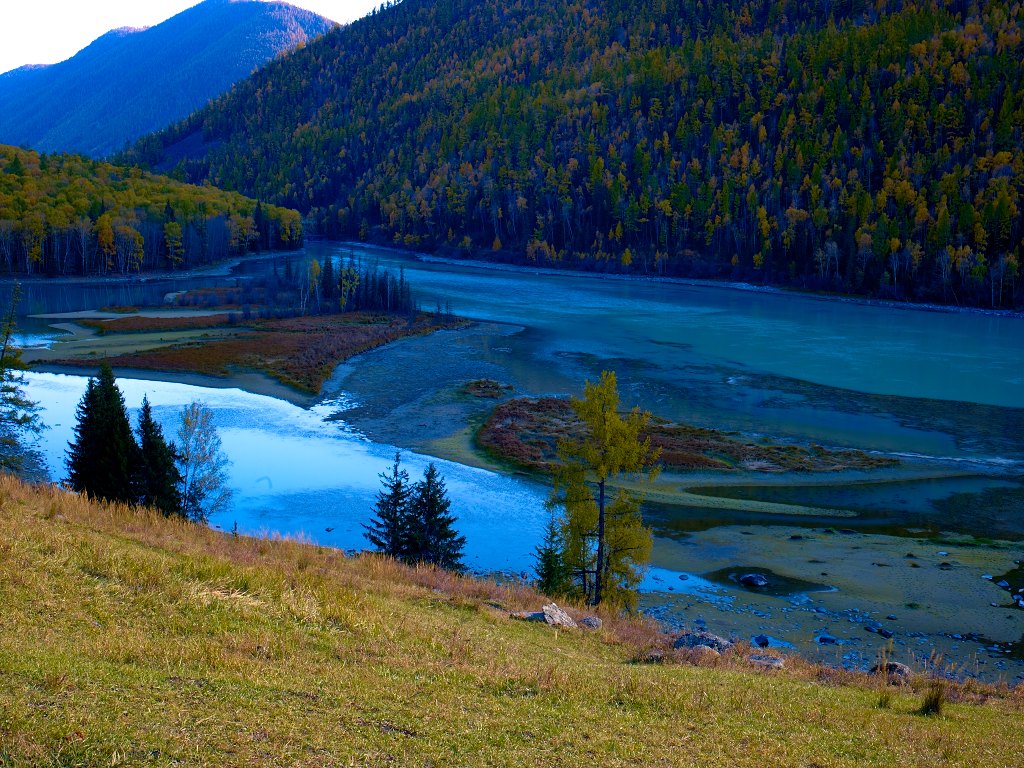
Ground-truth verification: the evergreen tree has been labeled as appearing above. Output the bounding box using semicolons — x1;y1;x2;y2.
135;395;183;516
408;463;465;572
533;510;571;596
66;363;139;503
0;285;43;473
364;452;412;559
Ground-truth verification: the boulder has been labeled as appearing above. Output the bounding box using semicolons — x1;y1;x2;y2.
579;616;603;630
739;573;770;588
871;661;912;683
510;603;578;629
541;603;577;629
752;634;770;648
673;630;734;654
816;632;840;645
749;654;785;670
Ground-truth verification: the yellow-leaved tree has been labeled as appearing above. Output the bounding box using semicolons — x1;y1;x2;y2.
548;371;659;609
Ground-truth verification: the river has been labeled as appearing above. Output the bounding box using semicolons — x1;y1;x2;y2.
11;242;1024;679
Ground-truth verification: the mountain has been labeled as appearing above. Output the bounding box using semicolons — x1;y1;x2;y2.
124;0;1024;309
0;0;334;157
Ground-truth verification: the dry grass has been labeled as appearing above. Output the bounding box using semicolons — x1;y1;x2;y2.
0;475;1021;767
478;397;900;473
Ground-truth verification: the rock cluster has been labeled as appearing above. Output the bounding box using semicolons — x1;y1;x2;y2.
673;630;735;654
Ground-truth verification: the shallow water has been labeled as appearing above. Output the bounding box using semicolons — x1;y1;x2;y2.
27;372;549;574
16;242;1024;556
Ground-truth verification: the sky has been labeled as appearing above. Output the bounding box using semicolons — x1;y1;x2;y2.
0;0;383;76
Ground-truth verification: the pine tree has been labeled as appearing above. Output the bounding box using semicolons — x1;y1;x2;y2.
533;510;571;596
135;395;183;516
0;285;43;473
408;463;465;572
364;452;412;559
66;363;139;503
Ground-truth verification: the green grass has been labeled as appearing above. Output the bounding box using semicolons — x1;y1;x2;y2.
0;476;1020;767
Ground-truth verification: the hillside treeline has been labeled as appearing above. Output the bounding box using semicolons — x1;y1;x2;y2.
0;146;302;276
126;0;1023;307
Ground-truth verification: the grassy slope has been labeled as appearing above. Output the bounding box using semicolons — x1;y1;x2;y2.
0;476;1021;767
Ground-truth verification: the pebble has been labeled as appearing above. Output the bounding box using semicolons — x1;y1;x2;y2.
887;614;898;620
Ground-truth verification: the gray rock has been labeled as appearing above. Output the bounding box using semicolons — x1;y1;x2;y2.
673;630;734;654
510;603;577;628
739;573;770;588
752;634;770;648
541;603;578;629
816;632;840;645
997;580;1011;589
579;616;603;630
871;661;912;682
749;654;785;670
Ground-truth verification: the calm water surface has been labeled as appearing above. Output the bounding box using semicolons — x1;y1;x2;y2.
15;242;1024;567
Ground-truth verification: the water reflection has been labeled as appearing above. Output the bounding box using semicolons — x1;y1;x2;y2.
26;372;548;574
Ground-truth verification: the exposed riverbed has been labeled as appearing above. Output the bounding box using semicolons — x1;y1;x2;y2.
12;241;1024;682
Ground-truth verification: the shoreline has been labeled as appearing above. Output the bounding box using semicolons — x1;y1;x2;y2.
341;240;1024;320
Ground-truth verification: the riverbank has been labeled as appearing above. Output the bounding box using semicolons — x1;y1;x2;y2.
342;241;1024;320
24;309;463;396
2;476;1021;766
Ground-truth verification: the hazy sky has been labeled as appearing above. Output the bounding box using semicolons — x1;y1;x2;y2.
0;0;383;75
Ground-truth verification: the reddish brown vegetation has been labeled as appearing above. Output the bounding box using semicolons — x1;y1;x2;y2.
478;397;899;474
58;313;460;394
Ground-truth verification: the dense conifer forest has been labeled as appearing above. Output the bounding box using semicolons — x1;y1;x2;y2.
0;146;302;275
124;0;1023;308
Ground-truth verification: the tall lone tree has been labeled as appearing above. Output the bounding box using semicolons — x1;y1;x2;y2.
0;285;43;473
550;371;659;608
66;363;138;503
364;452;412;560
135;395;183;516
407;462;465;572
176;400;232;523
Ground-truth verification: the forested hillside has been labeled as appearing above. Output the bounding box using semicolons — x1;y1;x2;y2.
125;0;1024;307
0;146;302;276
125;0;1023;308
0;0;333;157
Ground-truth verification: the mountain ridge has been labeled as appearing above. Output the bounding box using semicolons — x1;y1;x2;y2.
0;0;335;157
